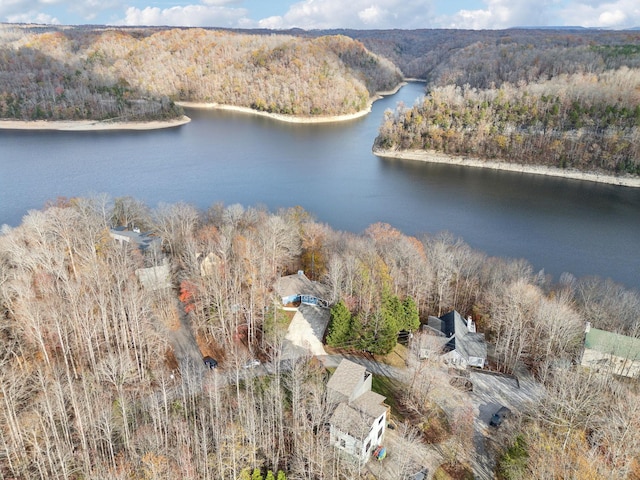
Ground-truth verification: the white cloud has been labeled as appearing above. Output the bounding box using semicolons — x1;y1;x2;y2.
358;5;385;25
440;0;554;29
560;0;640;28
257;0;435;30
117;4;249;27
6;10;60;24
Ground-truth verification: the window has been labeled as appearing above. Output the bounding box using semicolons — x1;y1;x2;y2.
378;416;384;425
365;440;371;453
377;427;383;439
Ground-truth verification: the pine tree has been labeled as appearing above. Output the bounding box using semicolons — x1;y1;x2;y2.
326;300;353;348
401;296;420;332
252;467;264;480
276;471;287;480
265;471;275;480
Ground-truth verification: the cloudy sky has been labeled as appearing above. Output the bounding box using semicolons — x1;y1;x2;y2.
2;0;639;30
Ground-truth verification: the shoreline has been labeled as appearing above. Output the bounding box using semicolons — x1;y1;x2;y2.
177;82;408;124
0;81;410;130
0;115;191;131
374;148;640;188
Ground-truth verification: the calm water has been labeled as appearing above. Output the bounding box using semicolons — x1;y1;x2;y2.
1;82;639;289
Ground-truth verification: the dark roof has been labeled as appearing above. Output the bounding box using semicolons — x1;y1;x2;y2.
428;310;486;361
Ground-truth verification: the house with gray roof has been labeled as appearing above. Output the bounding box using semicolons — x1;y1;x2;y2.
427;310;487;368
581;323;640;378
274;270;328;308
327;359;388;463
109;227;161;253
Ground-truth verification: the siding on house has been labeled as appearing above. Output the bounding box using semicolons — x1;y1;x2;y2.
327;360;388;463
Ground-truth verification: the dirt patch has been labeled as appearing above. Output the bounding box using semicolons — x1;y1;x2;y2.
418;402;452;444
374;343;409;368
434;461;474;480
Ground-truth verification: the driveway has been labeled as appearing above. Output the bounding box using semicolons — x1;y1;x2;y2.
282;304;330;358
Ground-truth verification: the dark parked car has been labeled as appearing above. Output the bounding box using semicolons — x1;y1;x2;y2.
490;406;511;427
203;356;218;369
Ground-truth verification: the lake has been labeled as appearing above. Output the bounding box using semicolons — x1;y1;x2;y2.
1;82;639;289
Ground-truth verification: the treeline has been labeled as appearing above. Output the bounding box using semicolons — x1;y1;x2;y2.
339;28;640;85
0;24;401;121
1;197;639;478
375;68;640;175
326;294;420;355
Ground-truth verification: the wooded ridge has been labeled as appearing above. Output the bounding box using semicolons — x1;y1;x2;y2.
0;24;401;122
357;29;640;176
374;68;640;176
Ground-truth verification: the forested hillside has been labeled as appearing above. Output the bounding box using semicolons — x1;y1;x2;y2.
0;25;401;121
375;68;640;174
360;30;640;176
342;28;640;84
1;197;639;478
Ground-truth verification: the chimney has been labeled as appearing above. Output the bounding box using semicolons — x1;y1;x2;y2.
467;316;476;333
297;270;304;276
585;321;591;333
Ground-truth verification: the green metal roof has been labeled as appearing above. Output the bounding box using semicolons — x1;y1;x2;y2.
585;328;640;360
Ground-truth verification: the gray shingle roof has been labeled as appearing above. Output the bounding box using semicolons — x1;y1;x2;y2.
274;271;327;301
327;359;367;403
330;402;373;439
429;311;487;362
352;391;387;419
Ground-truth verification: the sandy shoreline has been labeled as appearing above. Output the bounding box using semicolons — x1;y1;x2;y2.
0;115;191;131
177;82;408;124
374;148;640;188
0;82;408;130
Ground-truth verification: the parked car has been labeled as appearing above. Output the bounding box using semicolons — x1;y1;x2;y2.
243;359;261;369
490;406;511;427
203;356;218;369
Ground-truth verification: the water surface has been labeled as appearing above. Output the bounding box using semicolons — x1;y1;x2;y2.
1;83;639;289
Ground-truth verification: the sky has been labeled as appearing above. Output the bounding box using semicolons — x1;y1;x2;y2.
1;0;639;30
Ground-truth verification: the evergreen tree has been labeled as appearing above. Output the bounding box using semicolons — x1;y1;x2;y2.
401;296;420;332
239;468;252;480
252;468;264;480
326;300;353;347
265;471;275;480
358;310;397;355
276;471;287;480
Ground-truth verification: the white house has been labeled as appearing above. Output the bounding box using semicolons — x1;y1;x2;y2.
426;310;487;368
327;359;388;463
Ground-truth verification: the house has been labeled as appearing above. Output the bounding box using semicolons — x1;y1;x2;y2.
109;227;161;254
274;270;329;308
581;323;640;378
110;227;169;290
327;359;388;463
136;262;171;291
426;310;487;368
